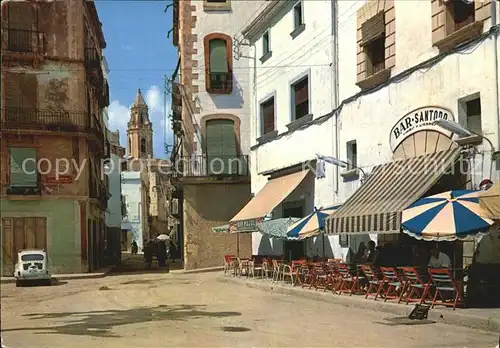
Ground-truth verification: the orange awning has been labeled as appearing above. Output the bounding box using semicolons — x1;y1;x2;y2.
230;169;310;223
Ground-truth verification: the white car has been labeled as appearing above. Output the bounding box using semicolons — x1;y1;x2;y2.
14;249;51;287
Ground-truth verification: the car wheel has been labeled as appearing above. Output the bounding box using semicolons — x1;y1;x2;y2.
15;280;22;287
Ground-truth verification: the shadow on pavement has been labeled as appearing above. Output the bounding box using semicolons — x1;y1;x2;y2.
4;305;241;338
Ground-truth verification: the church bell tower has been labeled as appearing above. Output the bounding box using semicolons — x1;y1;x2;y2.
127;89;153;159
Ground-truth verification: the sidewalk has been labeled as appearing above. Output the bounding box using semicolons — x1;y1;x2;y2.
217;275;500;333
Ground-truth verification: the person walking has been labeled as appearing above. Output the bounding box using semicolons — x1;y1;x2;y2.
131;240;138;255
144;240;153;269
157;240;167;267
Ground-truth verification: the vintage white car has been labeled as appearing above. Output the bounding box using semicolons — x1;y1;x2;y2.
14;249;51;287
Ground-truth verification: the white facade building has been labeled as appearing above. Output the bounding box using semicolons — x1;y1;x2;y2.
121;171;147;252
241;0;500;260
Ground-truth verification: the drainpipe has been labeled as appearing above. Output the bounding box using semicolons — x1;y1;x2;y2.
491;0;500;178
331;0;340;194
252;43;258;175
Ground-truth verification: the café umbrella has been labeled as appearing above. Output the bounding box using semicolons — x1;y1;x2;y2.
287;205;342;239
257;217;301;240
402;190;494;241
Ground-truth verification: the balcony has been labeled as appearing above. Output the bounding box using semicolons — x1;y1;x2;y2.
1;107;89;132
175;155;249;178
84;47;101;69
5;28;45;55
206;71;233;94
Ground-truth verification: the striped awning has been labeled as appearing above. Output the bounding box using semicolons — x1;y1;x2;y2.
325;148;462;235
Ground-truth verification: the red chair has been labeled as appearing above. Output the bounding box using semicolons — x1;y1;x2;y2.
399;267;430;304
361;264;383;299
335;263;360;295
427;268;465;310
377;267;403;302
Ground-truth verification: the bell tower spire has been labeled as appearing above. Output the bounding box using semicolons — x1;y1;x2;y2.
127;89;153;158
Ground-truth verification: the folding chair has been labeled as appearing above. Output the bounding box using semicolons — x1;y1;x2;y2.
335;263;359;295
399;267;431;304
428;268;465;310
361;264;383;299
377;267;403;302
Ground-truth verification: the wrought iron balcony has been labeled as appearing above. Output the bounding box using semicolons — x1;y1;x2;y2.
174;154;249;177
206;71;233;94
5;29;45;54
84;47;101;69
1;107;89;132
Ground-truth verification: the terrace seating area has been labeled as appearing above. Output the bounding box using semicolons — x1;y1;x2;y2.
223;255;467;310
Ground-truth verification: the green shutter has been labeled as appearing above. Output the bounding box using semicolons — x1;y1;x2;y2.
9;148;37;187
205;119;236;174
209;39;228;73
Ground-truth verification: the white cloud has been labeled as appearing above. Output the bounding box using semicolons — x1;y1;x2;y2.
107;100;130;146
145;85;162;113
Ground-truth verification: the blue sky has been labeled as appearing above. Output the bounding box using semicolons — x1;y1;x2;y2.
96;0;176;159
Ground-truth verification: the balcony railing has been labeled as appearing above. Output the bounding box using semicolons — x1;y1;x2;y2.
6;28;45;54
84;47;101;69
207;71;233;93
1;107;90;132
174;155;249;177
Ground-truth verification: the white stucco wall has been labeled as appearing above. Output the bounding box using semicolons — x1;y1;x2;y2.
121;172;144;250
105;154;122;229
245;0;500;259
191;0;267;155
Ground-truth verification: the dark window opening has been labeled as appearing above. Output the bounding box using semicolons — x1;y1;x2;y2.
261;97;275;135
292;76;309;120
365;37;385;76
141;138;146;154
294;2;303;29
207;0;226;2
347;140;357;169
263;31;270;54
465;97;482;134
451;0;475;32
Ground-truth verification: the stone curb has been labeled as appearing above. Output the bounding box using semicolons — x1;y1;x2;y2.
217;275;500;333
172;266;224;275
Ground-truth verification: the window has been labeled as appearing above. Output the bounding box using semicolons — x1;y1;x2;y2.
203;0;231;11
204;34;232;94
207;0;226;2
291;76;309;120
293;2;303;29
466;97;482;134
260;97;275;135
449;0;475;32
365;37;385;76
9;147;37;187
141;138;146;154
347;140;357;169
262;31;270;55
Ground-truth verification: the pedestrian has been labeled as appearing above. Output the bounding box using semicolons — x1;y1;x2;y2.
157;240;167;267
144;240;153;268
131;240;138;254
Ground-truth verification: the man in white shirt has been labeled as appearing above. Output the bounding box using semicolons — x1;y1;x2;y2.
428;247;451;268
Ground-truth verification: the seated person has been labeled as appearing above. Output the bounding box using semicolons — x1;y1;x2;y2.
428;247;451;268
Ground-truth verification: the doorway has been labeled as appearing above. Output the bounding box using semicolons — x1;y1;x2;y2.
2;217;47;275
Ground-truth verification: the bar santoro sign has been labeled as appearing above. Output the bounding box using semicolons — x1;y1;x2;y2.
229;218;262;232
389;106;455;151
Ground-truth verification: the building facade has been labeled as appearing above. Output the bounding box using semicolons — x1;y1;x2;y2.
169;0;271;269
0;0;110;274
106;130;125;264
237;0;500;262
121;171;149;252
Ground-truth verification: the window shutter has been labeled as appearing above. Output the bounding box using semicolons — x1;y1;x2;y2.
7;1;36;29
205;119;236;174
9;148;37;187
360;11;385;47
262;99;275;134
209;39;228;73
294;77;308;106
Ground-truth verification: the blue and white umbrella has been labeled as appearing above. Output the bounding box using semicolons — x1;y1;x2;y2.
287;205;342;240
402;190;494;241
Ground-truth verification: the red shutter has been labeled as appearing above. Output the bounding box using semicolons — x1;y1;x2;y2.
294;77;308;106
262;98;275;134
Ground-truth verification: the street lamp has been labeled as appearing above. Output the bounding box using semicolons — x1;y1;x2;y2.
434;119;500;160
316;154;367;178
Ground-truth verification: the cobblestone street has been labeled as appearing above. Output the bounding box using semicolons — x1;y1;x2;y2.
1;271;497;348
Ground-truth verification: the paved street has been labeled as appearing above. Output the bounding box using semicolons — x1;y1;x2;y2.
1;271;497;348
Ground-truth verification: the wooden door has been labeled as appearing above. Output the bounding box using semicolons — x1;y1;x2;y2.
1;217;47;275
